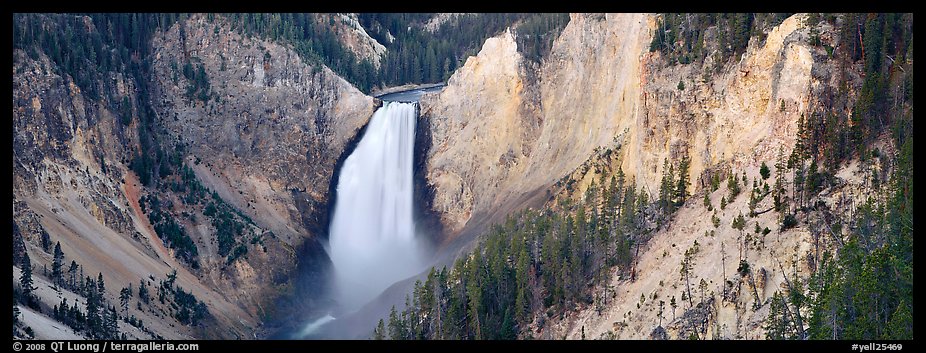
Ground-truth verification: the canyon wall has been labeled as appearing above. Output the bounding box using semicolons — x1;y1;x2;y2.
13;14;374;338
422;13;822;246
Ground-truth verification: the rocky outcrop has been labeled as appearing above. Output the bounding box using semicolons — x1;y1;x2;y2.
321;13;387;68
628;13;821;194
13;41;139;238
424;13;472;32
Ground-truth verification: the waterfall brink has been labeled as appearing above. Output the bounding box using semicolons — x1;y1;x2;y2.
328;101;423;311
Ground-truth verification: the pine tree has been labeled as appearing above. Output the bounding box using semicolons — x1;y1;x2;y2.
104;305;119;339
373;318;386;340
387;305;403;340
727;170;741;200
120;286;132;313
19;252;35;300
41;229;51;252
699;278;708;303
659;159;676;214
52;242;64;287
514;243;531;323
68;261;79;289
885;299;912;339
138;280;149;304
501;308;516;340
97;272;106;300
86;276;101;338
760;161;771;180
675;154;691;206
732;213;747;261
12;221;27;266
466;252;485;340
764;291;795;339
680;248;695;308
774;147;788;217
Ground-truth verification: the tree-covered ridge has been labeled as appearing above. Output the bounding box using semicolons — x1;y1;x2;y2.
361;13;524;86
133;146;266;269
13;228;207;340
13;13;572;95
762;13;913;341
224;13;571;93
12;13;197;194
649;13;792;67
375;164;661;339
512;14;572;64
360;13;569;84
652;12;914;341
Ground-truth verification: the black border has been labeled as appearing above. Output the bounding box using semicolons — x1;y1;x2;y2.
8;339;919;352
8;4;917;351
7;2;917;14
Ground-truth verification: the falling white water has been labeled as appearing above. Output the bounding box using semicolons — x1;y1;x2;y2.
328;101;423;311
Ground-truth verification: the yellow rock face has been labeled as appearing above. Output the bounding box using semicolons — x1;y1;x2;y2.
422;14;817;240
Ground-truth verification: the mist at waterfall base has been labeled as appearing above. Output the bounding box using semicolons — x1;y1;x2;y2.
297;101;429;338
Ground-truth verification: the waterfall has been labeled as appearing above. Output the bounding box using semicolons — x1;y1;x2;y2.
327;101;423;311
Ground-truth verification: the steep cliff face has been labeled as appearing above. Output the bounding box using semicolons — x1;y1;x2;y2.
626;13;820;194
150;14;374;245
421;27;537;236
13;14;374;339
422;13;822;246
421;13;653;240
